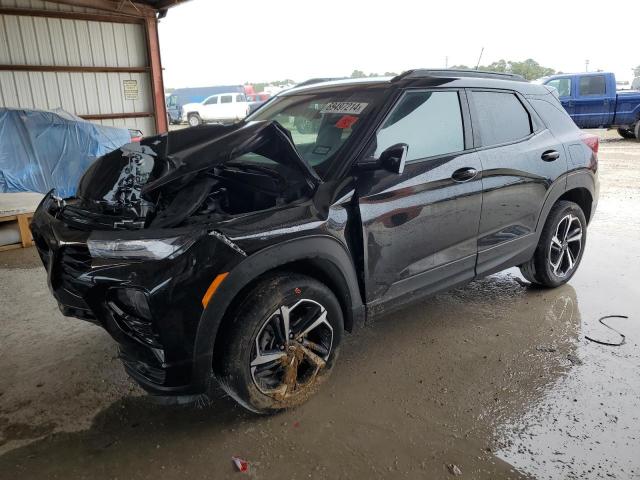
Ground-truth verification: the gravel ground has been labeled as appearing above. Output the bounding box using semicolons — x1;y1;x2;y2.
0;129;638;479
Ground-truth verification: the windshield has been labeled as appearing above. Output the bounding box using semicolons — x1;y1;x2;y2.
245;89;385;177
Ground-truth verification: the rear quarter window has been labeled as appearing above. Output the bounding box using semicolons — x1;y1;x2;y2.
472;91;532;146
529;97;579;135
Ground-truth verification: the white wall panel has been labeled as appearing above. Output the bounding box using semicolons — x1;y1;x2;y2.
0;5;156;135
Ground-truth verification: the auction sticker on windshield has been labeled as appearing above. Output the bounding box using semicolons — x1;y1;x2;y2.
320;102;368;115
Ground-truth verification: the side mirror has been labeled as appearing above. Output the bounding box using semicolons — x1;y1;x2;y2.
357;143;408;175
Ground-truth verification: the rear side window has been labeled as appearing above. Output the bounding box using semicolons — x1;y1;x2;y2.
472;91;532;146
547;78;572;97
221;95;233;104
375;91;464;162
578;75;606;96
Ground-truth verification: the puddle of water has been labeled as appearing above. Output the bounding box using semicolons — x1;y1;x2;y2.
495;231;640;479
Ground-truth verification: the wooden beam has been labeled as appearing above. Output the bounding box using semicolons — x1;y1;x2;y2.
144;15;167;133
48;0;155;17
80;112;153;120
0;6;143;23
0;65;149;73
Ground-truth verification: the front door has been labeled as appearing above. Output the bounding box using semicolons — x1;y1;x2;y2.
356;89;483;307
201;95;219;121
546;76;575;118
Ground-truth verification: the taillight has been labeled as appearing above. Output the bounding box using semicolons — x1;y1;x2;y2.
581;133;599;155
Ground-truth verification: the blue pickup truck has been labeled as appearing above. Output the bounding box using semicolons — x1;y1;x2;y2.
540;72;640;140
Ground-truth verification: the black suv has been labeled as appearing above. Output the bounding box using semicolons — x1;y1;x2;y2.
31;70;599;413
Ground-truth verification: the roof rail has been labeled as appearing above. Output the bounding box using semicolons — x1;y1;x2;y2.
295;77;347;88
392;69;527;82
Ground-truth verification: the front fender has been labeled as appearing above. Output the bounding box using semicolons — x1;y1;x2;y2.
190;235;364;393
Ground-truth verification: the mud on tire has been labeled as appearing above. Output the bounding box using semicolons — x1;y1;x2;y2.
215;272;344;414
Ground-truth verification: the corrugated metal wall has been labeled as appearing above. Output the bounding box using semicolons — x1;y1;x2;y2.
0;0;156;135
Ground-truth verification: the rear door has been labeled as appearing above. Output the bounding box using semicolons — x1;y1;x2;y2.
219;94;234;121
469;89;567;276
201;95;219;121
574;74;613;127
356;89;483;306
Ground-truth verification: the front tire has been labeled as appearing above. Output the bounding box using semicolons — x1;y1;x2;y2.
187;113;202;127
216;273;344;414
520;201;587;288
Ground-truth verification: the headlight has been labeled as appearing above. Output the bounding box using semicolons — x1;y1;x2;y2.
88;235;196;260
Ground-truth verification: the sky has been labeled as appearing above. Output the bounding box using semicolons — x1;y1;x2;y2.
158;0;639;89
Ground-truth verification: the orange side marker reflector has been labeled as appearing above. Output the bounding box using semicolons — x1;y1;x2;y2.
202;272;229;308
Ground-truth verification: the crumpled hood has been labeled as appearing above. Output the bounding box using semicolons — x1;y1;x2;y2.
76;120;321;209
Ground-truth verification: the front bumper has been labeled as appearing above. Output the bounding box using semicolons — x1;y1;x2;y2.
30;193;244;395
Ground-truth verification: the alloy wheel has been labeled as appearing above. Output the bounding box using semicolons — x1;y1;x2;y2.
549;213;583;278
250;299;333;401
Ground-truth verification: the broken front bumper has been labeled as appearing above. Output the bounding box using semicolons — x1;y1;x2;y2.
30;193;245;395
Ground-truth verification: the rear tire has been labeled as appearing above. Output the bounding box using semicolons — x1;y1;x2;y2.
188;113;202;127
519;201;587;288
216;273;344;414
617;127;636;139
635;122;640;142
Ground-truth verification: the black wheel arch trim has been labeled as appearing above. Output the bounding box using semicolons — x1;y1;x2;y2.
190;234;365;393
535;169;596;235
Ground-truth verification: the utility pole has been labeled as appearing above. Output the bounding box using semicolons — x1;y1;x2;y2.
585;59;589;72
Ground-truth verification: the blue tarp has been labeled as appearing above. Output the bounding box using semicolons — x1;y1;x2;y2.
0;108;131;197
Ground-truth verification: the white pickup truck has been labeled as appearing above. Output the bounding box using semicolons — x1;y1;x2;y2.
182;92;250;126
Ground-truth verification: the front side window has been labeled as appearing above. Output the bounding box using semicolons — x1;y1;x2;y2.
472;91;532;146
204;96;218;105
578;75;606;96
221;95;233;104
375;91;464;162
547;78;572;97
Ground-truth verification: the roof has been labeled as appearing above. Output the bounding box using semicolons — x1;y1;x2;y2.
397;69;527;82
283;69;544;96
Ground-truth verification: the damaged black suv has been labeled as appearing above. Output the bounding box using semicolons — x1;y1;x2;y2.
31;70;599;413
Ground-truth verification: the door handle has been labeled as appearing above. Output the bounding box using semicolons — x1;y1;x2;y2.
541;150;560;162
451;167;478;182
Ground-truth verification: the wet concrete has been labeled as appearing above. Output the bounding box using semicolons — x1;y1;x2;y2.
0;130;639;479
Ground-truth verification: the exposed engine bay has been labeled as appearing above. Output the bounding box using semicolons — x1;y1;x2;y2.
56;121;320;231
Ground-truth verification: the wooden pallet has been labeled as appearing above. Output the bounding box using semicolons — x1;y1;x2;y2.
0;212;35;251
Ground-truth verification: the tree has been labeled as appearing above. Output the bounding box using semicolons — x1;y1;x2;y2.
449;58;555;80
634;65;640;77
507;59;555;80
350;70;366;78
384;71;399;77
